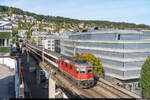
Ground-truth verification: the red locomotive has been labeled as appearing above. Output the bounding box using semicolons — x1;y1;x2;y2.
26;43;94;88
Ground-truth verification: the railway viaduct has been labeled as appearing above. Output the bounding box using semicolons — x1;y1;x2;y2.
24;43;141;99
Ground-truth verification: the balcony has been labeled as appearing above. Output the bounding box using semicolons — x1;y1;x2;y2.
0;47;11;53
0;32;11;39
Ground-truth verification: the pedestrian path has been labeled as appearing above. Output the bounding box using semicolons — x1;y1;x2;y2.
0;65;15;98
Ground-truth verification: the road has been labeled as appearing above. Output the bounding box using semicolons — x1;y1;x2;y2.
22;52;48;98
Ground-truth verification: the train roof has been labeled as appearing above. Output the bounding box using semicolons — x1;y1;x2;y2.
44;49;62;58
61;55;93;68
44;50;92;68
28;44;93;68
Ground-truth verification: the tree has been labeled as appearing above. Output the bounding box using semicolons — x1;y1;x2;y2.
16;41;20;52
140;56;150;98
48;30;51;35
12;29;18;43
38;23;43;31
26;30;31;39
119;25;125;29
18;20;22;29
12;29;18;37
12;37;16;44
74;52;80;59
29;38;35;45
110;24;115;29
1;5;150;30
74;53;103;77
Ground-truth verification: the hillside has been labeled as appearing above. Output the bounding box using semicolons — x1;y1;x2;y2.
0;5;150;29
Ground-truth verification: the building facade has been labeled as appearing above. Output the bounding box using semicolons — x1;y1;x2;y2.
42;34;61;53
18;30;27;39
31;33;48;47
60;29;150;92
0;18;12;56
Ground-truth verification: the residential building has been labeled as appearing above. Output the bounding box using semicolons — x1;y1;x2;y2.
11;14;23;21
43;26;51;32
41;32;72;53
18;30;27;38
12;22;18;29
0;17;12;56
31;24;39;31
42;34;60;53
60;29;150;92
31;31;48;47
78;22;85;28
59;28;66;34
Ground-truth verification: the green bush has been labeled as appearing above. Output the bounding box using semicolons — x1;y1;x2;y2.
140;56;150;98
74;52;103;77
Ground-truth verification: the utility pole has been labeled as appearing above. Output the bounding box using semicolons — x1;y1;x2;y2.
42;44;44;64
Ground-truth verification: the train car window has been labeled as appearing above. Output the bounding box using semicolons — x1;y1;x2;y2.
88;68;93;73
44;54;56;62
80;68;85;73
65;63;68;67
77;68;79;74
70;65;72;70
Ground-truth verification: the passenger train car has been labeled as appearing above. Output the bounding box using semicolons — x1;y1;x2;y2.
26;43;94;88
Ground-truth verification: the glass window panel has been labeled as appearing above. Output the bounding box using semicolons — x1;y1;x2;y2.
80;68;85;73
65;63;67;67
70;65;72;70
88;68;93;73
77;68;79;74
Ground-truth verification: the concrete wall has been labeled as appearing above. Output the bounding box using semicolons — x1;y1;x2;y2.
0;58;16;69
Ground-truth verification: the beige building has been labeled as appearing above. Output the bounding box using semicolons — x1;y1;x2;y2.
31;34;48;47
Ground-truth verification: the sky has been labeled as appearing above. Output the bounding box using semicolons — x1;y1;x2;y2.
0;0;150;25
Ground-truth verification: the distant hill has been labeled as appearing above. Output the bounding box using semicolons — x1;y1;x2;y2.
0;5;150;29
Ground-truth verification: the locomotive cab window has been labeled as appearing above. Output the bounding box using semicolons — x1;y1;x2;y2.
88;68;93;73
70;65;72;70
80;68;85;73
61;61;63;65
77;68;79;73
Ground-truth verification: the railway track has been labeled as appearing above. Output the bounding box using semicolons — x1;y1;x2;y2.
40;60;104;98
96;78;140;98
29;52;106;98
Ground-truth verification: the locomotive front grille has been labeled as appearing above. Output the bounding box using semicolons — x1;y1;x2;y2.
78;79;94;88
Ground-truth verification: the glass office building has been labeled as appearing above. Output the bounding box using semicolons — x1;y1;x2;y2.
60;29;150;90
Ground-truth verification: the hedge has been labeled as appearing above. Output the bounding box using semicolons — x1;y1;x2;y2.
0;47;10;53
0;32;11;39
